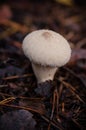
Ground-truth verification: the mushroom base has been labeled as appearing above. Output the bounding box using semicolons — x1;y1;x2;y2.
35;80;53;97
32;63;57;83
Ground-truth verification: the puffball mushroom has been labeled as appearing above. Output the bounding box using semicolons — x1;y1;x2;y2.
22;29;71;83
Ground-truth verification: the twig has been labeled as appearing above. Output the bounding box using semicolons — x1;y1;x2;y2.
58;77;85;104
0;103;44;115
63;67;86;88
2;73;33;80
42;115;64;130
48;88;57;130
0;97;15;104
72;118;82;129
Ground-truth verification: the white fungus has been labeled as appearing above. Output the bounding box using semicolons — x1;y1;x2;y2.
22;29;71;83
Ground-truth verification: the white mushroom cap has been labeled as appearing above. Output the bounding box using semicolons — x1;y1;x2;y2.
22;29;71;67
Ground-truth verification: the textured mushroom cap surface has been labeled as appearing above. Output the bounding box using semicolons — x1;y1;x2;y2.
22;29;71;67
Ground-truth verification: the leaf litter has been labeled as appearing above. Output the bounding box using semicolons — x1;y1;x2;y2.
0;0;86;130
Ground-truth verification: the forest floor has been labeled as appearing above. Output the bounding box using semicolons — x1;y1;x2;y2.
0;1;86;130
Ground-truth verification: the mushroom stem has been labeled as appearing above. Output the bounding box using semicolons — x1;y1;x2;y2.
32;63;57;83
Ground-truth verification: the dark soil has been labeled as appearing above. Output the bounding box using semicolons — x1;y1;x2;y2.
0;0;86;130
